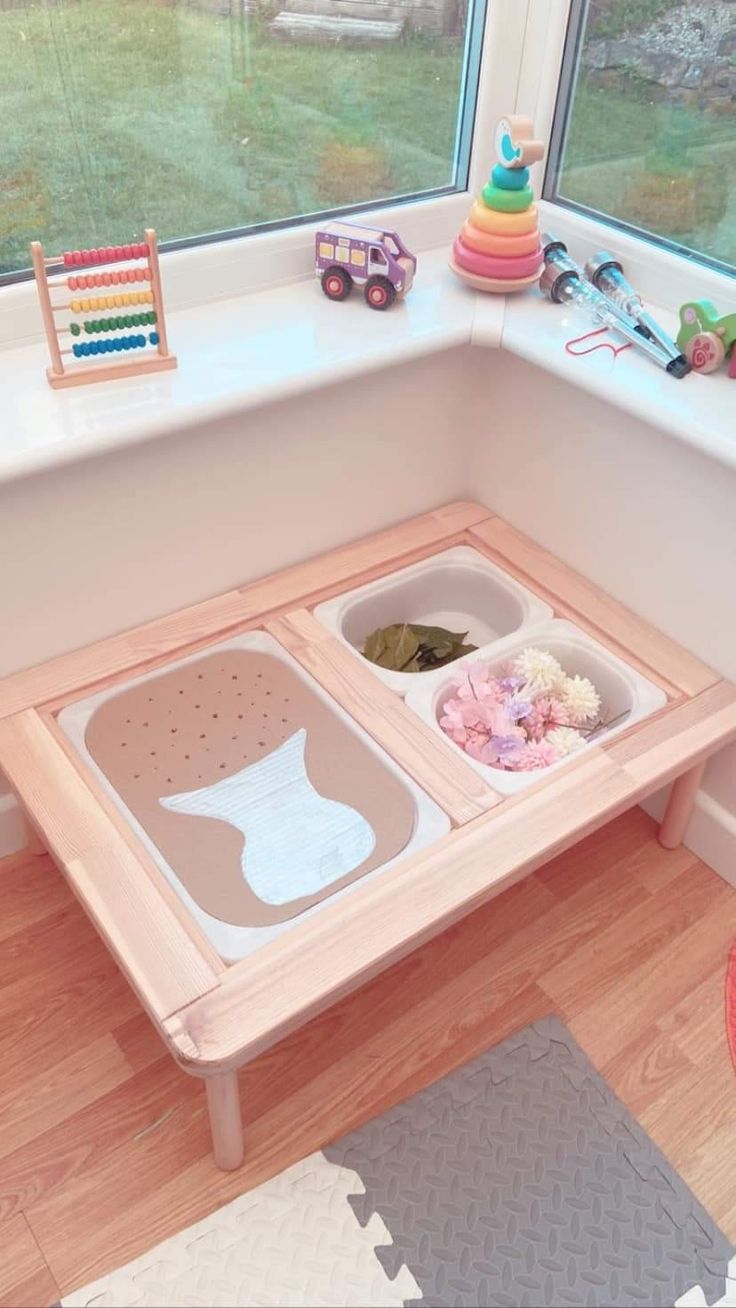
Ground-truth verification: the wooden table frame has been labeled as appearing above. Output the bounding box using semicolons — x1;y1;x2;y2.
1;500;735;1171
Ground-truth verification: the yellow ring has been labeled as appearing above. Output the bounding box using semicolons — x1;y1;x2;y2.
469;199;539;236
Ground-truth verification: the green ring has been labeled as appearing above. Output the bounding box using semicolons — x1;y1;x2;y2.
481;183;534;213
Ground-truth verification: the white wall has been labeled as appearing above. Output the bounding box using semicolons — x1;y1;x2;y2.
466;349;736;845
0;348;472;677
2;344;735;873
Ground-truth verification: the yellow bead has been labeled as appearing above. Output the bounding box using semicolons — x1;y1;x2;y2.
81;298;90;311
71;299;80;313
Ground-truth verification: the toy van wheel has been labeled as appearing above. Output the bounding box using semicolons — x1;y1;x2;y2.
321;267;352;301
685;331;725;373
365;276;395;311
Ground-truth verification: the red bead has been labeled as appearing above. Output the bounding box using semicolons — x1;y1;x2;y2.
142;243;149;256
63;252;73;268
123;244;132;259
68;276;77;290
103;273;111;286
90;248;101;264
72;251;83;265
103;246;114;262
94;273;103;287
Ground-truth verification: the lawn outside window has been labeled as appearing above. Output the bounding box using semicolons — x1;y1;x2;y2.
544;0;736;277
0;0;488;284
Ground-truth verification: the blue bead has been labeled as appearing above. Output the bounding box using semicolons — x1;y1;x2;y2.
149;331;159;346
122;336;131;350
114;338;123;351
73;343;82;358
492;163;530;191
89;342;98;355
137;335;145;347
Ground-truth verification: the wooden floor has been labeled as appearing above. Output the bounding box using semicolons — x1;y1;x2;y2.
1;807;736;1306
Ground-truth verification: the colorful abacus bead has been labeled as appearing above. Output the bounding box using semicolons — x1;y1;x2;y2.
450;114;546;295
60;242;150;270
72;332;151;359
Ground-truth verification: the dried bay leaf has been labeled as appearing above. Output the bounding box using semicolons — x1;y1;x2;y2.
362;622;477;673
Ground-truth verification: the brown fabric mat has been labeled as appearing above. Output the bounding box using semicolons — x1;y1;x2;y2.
83;649;416;929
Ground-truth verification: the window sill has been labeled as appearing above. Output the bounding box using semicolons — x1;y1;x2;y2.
0;247;486;485
0;243;734;486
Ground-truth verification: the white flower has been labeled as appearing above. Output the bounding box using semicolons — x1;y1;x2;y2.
546;725;586;756
511;647;566;694
561;674;601;725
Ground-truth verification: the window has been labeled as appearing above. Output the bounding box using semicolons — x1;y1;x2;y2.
0;0;487;282
545;0;736;273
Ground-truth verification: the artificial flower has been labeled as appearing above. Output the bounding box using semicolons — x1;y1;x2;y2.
511;647;566;694
560;674;601;725
438;648;603;774
508;740;561;771
546;725;585;756
522;695;570;741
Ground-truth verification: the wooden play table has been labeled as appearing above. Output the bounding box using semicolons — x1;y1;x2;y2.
1;501;734;1169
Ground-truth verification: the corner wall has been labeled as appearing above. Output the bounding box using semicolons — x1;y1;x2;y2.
466;348;736;880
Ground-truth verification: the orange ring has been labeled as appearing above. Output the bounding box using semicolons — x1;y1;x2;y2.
460;220;541;257
469;198;539;236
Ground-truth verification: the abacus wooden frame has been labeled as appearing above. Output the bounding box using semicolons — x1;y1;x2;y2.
30;228;177;390
0;499;734;1171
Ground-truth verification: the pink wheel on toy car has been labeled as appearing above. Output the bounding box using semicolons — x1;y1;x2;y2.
365;276;395;311
321;267;352;301
685;331;726;373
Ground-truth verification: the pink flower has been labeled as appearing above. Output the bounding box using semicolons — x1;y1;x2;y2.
523;696;570;742
453;664;505;705
507;739;561;771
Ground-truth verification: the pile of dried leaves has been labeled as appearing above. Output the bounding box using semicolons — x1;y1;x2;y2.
362;623;477;673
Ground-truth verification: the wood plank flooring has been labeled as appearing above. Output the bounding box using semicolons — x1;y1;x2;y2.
1;807;735;1303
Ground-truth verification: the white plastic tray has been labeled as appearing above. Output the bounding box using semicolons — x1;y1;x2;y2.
57;632;450;962
405;619;668;794
313;545;553;694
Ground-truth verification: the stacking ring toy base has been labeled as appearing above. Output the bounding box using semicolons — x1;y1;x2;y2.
449;258;541;294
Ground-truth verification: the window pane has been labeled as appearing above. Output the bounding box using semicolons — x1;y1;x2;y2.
545;0;736;271
0;0;484;280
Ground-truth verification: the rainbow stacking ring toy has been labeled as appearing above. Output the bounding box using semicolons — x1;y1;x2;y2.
450;114;546;294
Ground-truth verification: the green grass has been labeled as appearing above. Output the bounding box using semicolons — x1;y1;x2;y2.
588;0;680;40
3;0;734;278
557;81;736;268
0;0;464;273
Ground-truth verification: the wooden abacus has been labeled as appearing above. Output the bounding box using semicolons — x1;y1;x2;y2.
30;228;177;389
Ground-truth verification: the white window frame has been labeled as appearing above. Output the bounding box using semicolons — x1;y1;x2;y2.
523;0;736;310
1;0;733;352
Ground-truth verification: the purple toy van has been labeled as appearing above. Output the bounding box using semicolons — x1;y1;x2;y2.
315;221;417;310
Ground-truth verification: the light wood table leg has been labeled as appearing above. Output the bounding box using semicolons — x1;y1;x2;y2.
205;1071;243;1170
22;811;47;858
658;762;706;850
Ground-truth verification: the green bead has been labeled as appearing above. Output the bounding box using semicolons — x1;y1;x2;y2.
70;322;80;336
481;182;534;213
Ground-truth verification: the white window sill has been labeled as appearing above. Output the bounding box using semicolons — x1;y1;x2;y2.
0;244;734;485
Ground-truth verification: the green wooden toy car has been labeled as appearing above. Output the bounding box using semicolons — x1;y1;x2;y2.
677;300;736;375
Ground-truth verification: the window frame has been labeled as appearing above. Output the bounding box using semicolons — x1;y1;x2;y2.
0;0;491;293
3;0;734;356
509;0;736;317
542;0;736;284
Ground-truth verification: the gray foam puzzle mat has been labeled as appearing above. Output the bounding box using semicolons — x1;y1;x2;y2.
63;1016;734;1308
325;1016;733;1307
